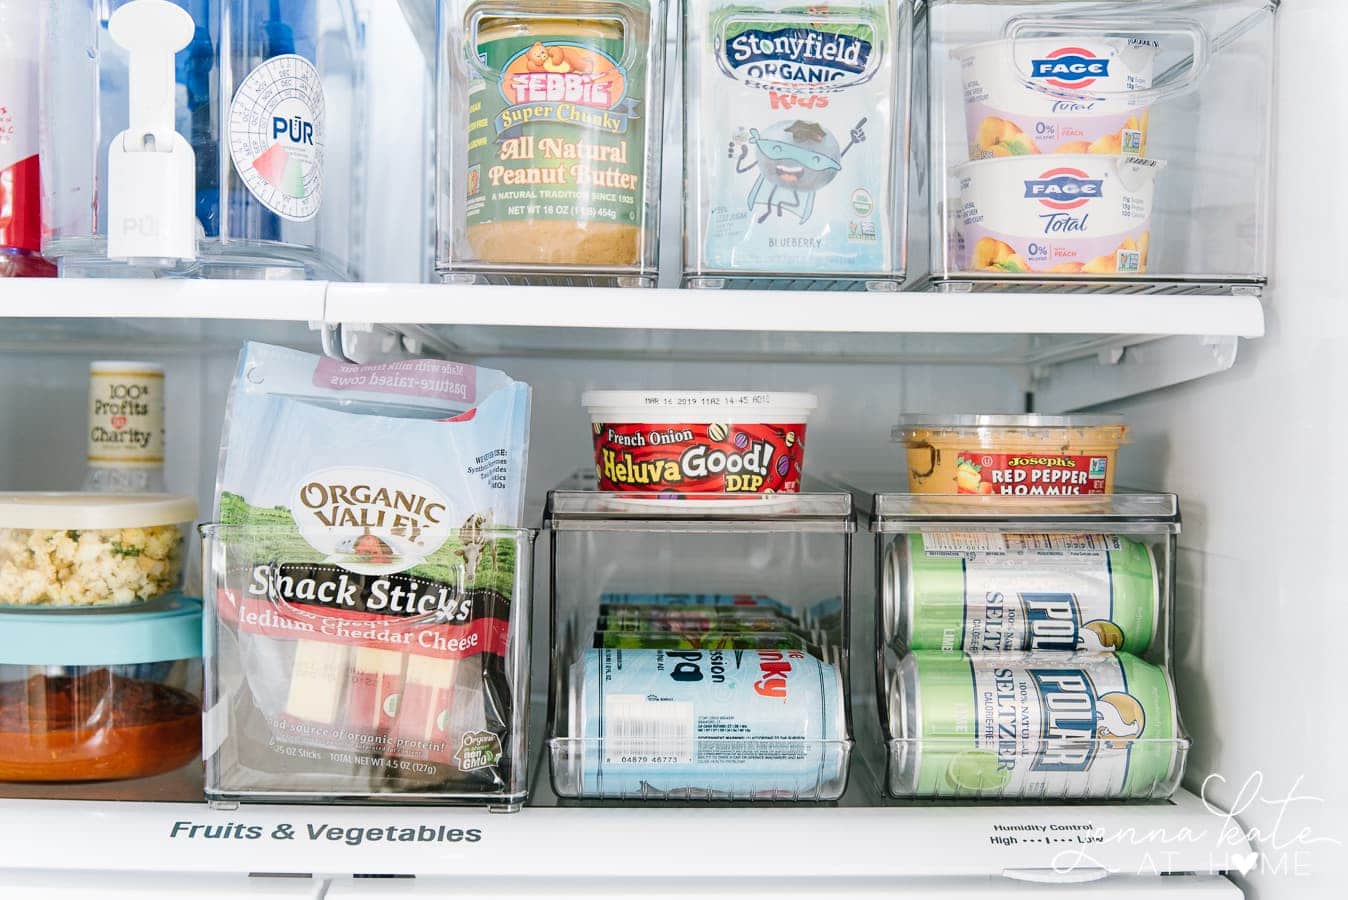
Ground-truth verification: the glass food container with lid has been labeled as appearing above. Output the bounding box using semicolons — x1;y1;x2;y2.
0;596;203;782
0;493;197;608
40;0;364;280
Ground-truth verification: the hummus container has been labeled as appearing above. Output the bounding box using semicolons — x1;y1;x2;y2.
893;414;1129;496
0;494;197;608
583;391;817;495
954;154;1164;276
955;37;1158;159
0;597;203;782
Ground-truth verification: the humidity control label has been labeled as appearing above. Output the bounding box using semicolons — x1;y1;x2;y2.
228;54;326;222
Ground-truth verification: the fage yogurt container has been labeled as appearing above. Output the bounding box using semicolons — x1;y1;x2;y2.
583;391;816;495
955;37;1159;160
954;154;1165;276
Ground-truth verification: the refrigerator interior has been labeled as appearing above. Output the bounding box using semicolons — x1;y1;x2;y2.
0;0;1342;898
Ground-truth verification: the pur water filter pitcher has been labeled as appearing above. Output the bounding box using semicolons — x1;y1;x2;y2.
41;0;359;280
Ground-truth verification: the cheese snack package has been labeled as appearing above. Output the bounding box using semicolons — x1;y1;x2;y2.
205;343;533;802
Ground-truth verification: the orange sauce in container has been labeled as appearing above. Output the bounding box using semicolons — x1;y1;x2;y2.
893;415;1129;496
0;671;201;782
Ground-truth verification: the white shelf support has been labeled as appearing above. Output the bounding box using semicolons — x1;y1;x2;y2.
1032;334;1244;412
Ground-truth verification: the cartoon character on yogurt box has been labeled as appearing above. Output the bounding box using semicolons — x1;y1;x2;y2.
730;118;868;224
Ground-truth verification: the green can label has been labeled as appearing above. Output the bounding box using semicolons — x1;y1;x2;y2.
901;533;1156;655
467;31;645;228
904;652;1177;798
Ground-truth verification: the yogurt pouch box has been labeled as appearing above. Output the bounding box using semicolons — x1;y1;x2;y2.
694;4;897;276
210;343;532;796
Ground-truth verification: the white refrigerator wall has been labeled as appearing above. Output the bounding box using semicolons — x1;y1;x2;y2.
1111;2;1346;897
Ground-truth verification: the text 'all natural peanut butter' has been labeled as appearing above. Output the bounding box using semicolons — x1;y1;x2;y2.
464;7;650;268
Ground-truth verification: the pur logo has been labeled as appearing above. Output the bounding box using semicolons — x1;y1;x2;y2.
273;115;315;145
1024;168;1104;211
1030;47;1110;90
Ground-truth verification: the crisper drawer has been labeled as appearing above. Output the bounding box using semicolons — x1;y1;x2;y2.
0;872;1245;898
323;874;1242;898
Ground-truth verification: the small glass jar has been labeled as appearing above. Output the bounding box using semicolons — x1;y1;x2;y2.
40;0;363;280
436;0;667;286
0;596;203;783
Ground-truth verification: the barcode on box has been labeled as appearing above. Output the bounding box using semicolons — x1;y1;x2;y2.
924;532;1119;557
923;532;1008;555
603;694;695;766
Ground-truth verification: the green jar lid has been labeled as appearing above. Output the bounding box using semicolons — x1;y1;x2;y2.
0;595;202;666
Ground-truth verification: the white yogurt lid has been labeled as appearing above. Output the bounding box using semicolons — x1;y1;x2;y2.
582;391;818;424
0;493;198;530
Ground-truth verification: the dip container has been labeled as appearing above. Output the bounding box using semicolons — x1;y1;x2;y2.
0;494;197;608
0;596;203;782
954;154;1164;277
954;37;1158;160
583;390;817;495
893;414;1129;496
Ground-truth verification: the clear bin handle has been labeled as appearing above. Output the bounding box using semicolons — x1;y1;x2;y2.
1002;16;1211;105
461;7;643;83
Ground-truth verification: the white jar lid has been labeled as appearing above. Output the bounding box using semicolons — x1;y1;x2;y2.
582;390;818;424
0;493;198;530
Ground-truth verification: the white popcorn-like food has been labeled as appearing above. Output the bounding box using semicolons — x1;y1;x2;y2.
0;525;182;606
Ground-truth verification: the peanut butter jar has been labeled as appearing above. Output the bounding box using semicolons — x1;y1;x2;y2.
439;1;664;285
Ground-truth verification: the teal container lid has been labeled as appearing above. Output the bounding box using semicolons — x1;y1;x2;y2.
0;595;202;666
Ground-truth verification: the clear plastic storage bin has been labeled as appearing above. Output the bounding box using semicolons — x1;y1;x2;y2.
0;596;203;783
545;480;854;801
867;491;1190;800
201;524;535;810
41;0;363;280
436;0;667;286
681;0;914;290
920;0;1276;293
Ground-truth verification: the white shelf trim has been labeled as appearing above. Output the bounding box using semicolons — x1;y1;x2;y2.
0;280;1265;339
0;790;1250;880
327;283;1267;338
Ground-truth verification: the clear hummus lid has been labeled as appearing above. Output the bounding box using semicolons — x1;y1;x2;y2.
893;414;1129;443
0;493;198;530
